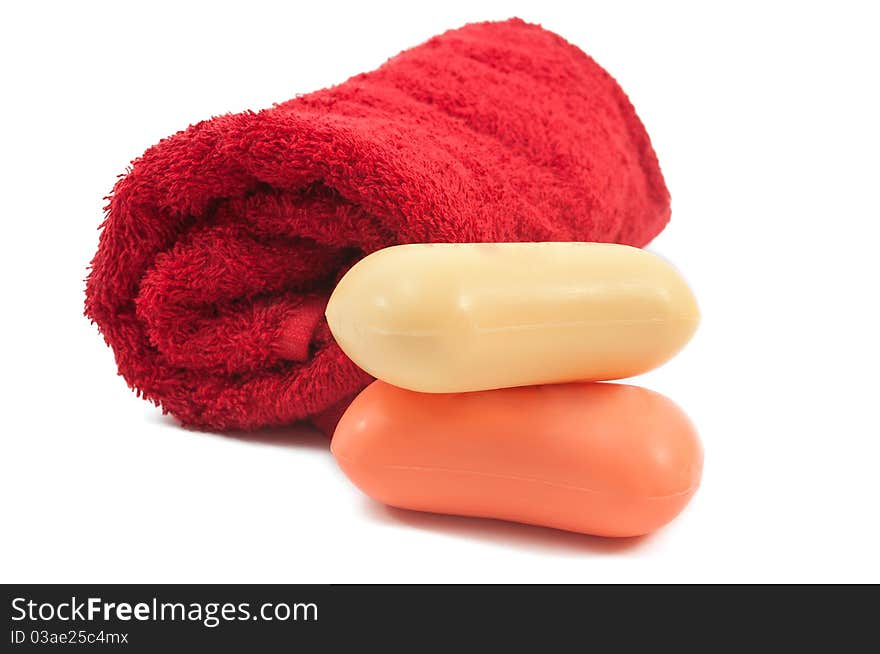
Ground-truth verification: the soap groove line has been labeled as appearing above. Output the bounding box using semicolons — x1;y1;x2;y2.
358;317;694;337
334;454;697;501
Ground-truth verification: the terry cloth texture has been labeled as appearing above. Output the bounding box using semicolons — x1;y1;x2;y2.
85;18;671;435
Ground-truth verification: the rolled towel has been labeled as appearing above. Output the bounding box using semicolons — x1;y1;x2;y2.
85;18;670;434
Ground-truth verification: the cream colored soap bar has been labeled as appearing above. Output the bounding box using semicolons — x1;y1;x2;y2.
326;242;699;393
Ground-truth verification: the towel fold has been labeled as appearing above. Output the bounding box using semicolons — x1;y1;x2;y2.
85;18;670;434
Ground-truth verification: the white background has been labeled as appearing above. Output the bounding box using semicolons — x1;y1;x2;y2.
1;0;878;583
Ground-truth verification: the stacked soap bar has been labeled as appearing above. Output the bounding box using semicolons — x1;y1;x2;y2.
326;242;702;537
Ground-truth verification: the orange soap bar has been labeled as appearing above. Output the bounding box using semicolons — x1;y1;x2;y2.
332;381;703;537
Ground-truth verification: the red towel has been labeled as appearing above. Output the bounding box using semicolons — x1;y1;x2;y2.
85;18;670;434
